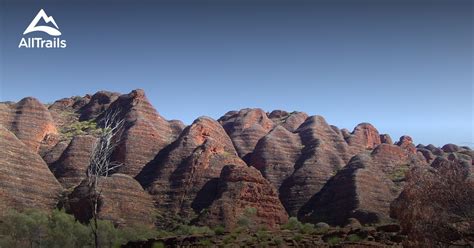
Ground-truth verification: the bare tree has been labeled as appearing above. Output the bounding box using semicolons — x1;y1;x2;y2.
86;109;124;248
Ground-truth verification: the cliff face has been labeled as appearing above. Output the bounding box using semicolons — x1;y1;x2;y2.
136;117;246;221
0;125;62;214
0;97;57;152
197;164;289;230
0;89;472;231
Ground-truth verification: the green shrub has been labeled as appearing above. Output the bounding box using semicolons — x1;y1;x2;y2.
198;238;212;246
173;224;214;236
281;217;301;231
293;233;303;242
213;225;226;235
46;209;92;248
60;120;102;140
273;237;284;247
327;236;342;245
152;242;165;248
281;217;315;234
0;209;49;247
0;208;159;248
237;207;257;230
300;223;315;234
347;234;363;242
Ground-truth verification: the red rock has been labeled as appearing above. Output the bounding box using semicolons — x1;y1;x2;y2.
298;154;397;226
107;89;180;177
168;119;186;137
395;135;416;154
197;164;288;230
249;125;303;189
49;95;91;114
268;110;308;132
379;134;393;145
69;174;155;227
0;126;63;214
78;91;120;121
137;117;246;221
299;143;426;225
219;108;275;161
417;148;436;163
441;143;460;153
346;123;382;151
50;135;97;189
42;140;70;165
0;97;58;152
279;115;351;216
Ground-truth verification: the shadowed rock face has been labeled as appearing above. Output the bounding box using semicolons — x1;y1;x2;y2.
249;125;302;189
219;108;275;161
78;91;120;121
49;95;92;125
0;126;63;215
380;134;393;145
298;154;397;226
0;97;57;152
50;135;97;189
280;116;351;216
137;117;246;221
298;143;427;226
197;164;288;230
69;174;155;227
108;89;181;177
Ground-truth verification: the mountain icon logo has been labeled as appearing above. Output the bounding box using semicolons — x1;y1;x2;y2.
23;9;61;36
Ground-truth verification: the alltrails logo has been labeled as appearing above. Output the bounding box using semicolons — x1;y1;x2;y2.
18;9;67;48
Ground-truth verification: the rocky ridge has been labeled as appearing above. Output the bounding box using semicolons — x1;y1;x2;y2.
0;89;472;245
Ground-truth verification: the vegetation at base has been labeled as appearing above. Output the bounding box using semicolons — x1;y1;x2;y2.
281;217;324;235
0;209;158;248
172;224;214;236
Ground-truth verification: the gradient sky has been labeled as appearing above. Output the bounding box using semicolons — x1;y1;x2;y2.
0;0;472;146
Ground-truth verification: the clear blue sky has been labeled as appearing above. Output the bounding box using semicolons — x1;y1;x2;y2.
0;0;472;146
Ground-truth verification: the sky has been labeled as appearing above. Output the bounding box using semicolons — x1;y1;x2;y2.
0;0;472;147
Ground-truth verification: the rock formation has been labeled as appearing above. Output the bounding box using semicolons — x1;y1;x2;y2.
1;89;471;239
108;89;181;177
219;108;275;161
279;115;351;216
0;97;57;152
78;91;120;121
0;125;62;214
197;164;288;230
69;174;155;227
249;125;302;189
137;117;246;221
268;110;308;132
50;135;97;189
298;142;426;226
345;123;381;151
298;154;397;226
